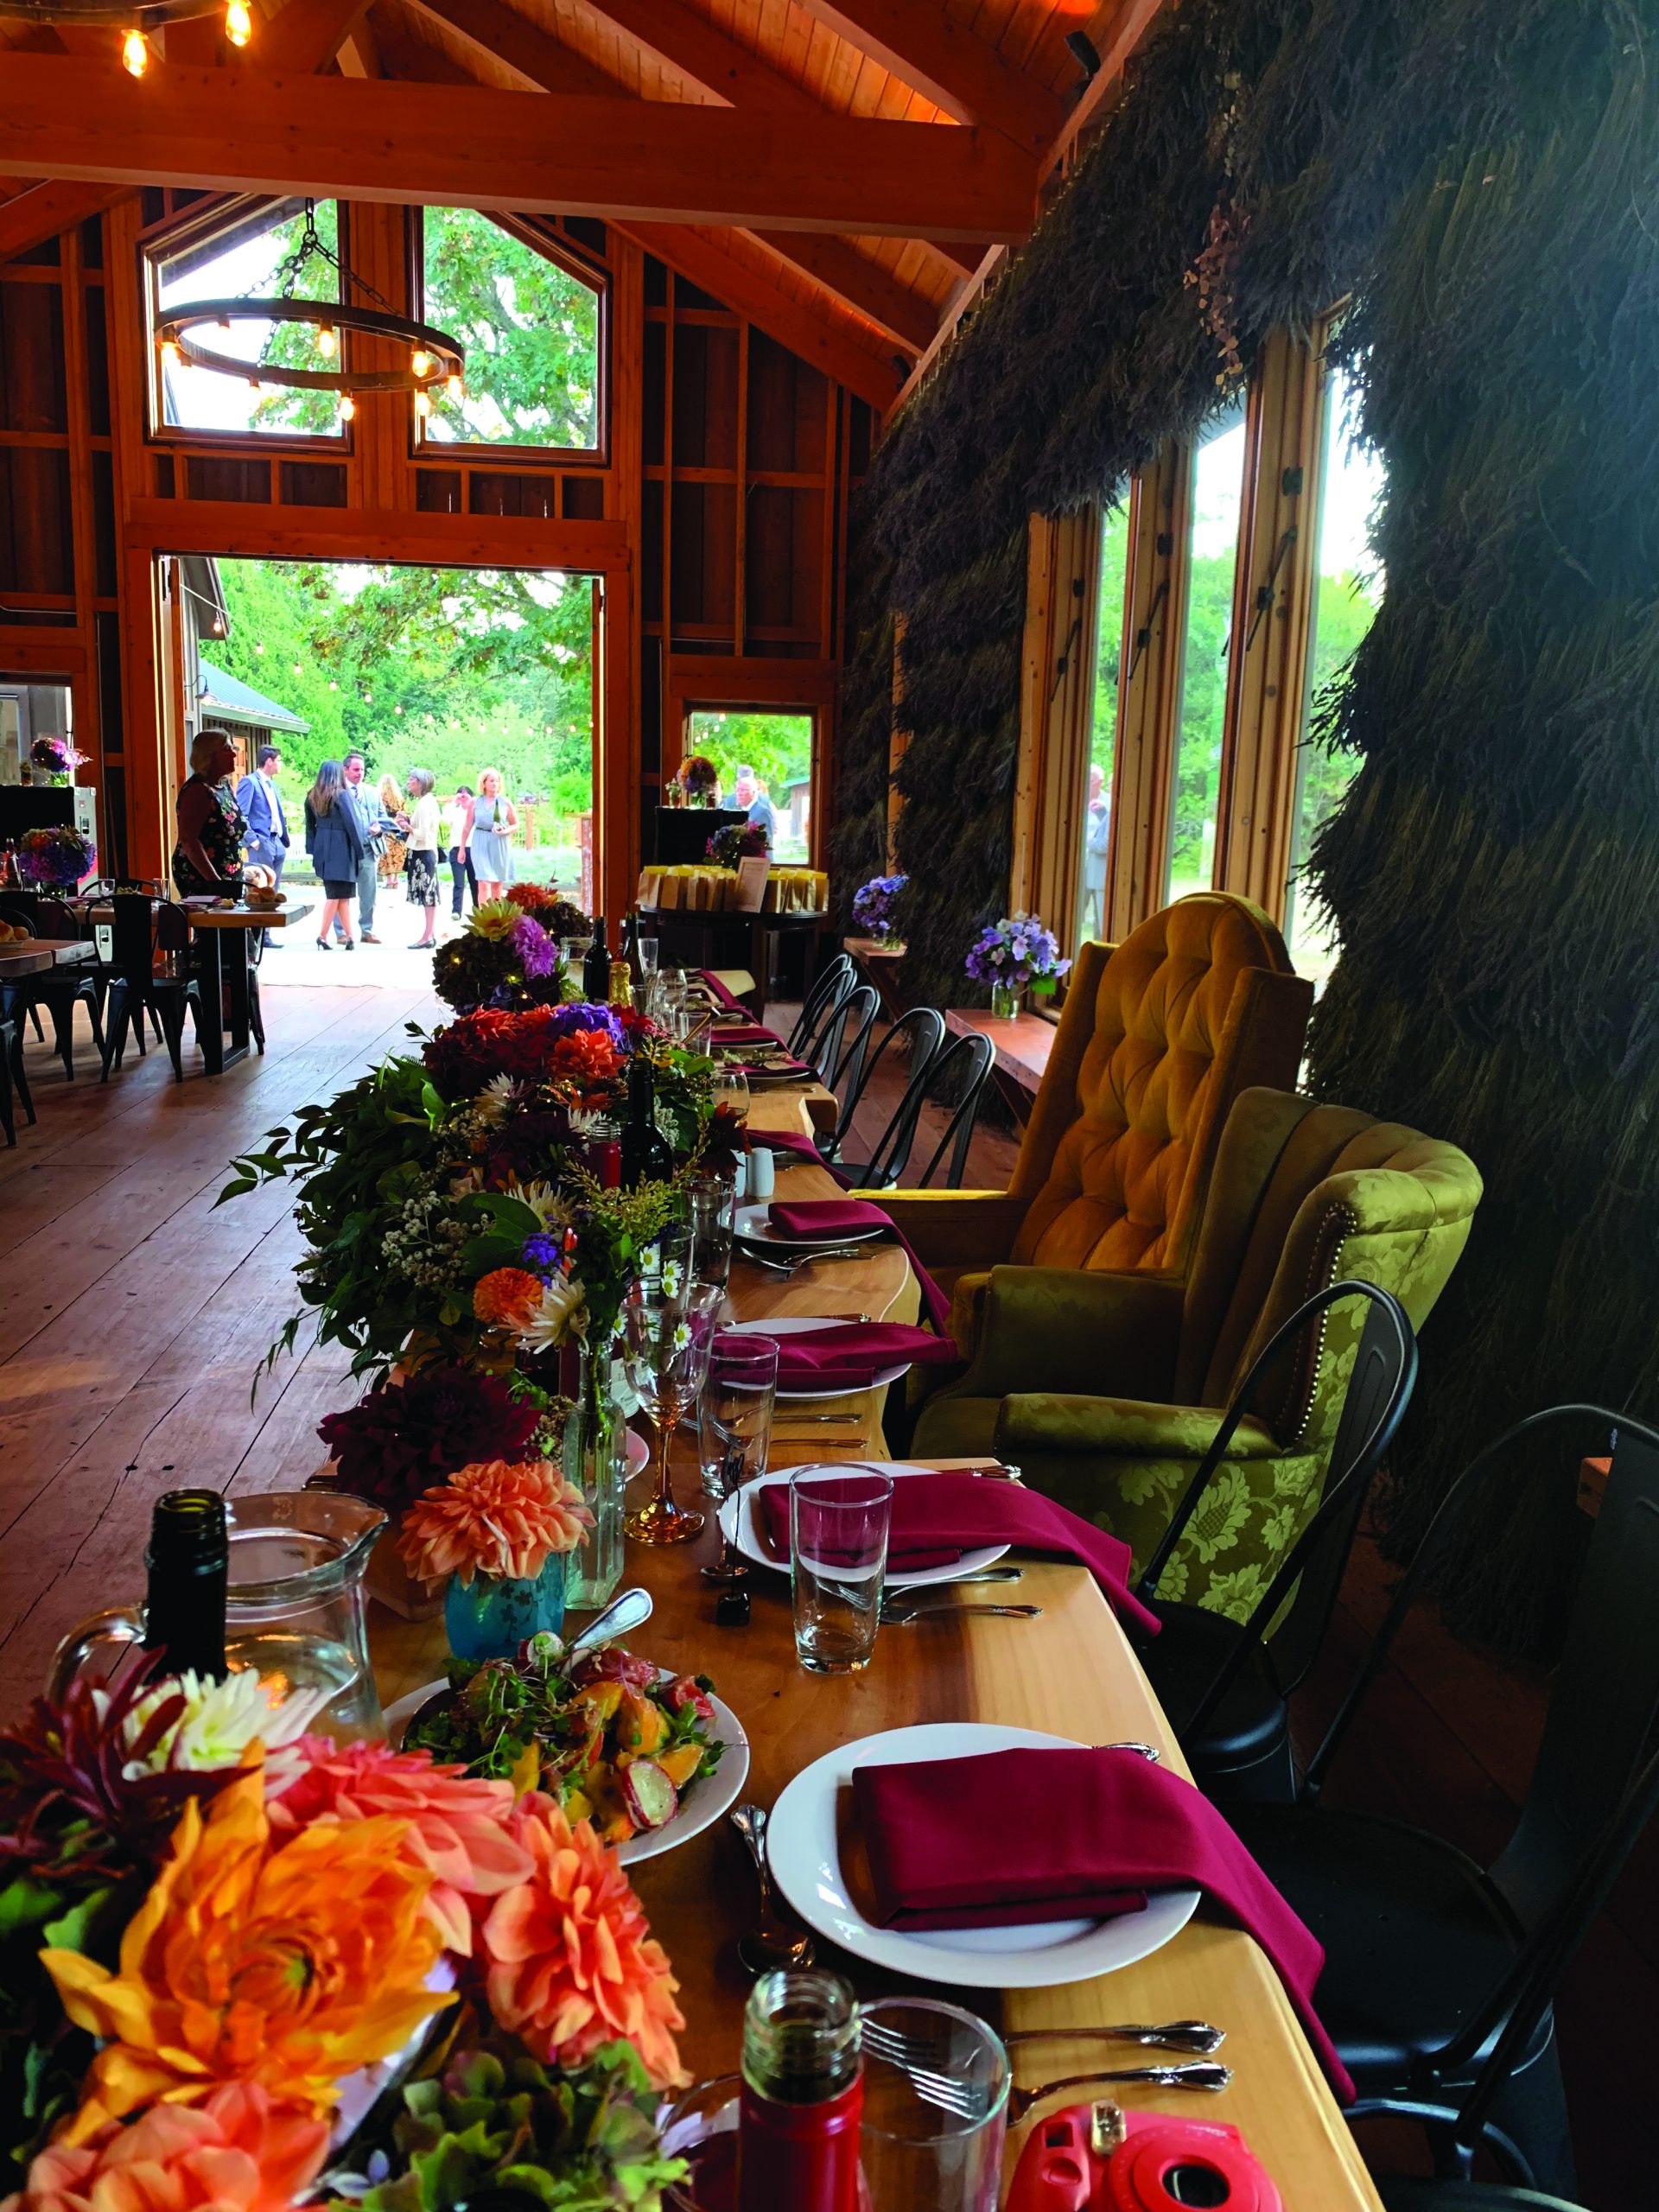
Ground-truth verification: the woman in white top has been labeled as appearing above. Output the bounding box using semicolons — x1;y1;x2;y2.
459;765;518;902
404;766;442;949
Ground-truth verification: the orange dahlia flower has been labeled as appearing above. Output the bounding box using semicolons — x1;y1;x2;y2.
473;1267;545;1331
481;1792;685;2090
396;1459;593;1588
267;1735;531;1955
3;2084;329;2212
41;1769;450;2140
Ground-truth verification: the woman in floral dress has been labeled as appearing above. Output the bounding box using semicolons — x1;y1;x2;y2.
172;728;246;897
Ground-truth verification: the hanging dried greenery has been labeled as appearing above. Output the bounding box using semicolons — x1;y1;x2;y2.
838;0;1659;1657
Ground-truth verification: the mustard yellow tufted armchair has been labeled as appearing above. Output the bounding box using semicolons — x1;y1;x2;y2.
882;893;1313;1363
911;1087;1483;1618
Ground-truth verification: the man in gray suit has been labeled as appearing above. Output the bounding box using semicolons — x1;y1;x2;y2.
339;750;388;943
235;743;289;948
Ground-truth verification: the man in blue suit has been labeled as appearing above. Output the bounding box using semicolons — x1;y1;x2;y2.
235;743;289;948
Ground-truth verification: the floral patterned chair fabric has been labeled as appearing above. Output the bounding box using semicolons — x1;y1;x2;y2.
910;1087;1483;1619
880;894;1313;1360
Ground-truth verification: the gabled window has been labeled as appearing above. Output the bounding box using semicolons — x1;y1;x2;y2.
416;208;604;455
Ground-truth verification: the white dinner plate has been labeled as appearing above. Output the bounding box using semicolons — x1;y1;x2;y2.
721;1314;912;1403
383;1675;749;1868
716;1461;1010;1587
734;1201;887;1249
766;1722;1199;1990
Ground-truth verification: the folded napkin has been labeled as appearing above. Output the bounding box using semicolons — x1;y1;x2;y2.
711;1022;783;1049
747;1130;853;1188
762;1321;957;1393
766;1199;953;1339
854;1745;1353;2103
759;1469;1159;1631
698;969;750;1014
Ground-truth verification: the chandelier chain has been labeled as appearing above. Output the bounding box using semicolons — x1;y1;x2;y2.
273;198;392;315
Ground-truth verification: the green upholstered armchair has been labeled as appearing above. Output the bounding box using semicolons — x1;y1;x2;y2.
910;1087;1483;1621
880;894;1313;1363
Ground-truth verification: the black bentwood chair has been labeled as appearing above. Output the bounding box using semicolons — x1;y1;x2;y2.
0;1014;34;1145
100;894;198;1083
1380;2179;1595;2209
785;952;855;1057
0;893;104;1079
822;1007;948;1184
1231;1405;1659;2198
1131;1281;1417;1806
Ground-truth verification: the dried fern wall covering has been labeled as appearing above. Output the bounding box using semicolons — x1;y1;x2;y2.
836;0;1659;1657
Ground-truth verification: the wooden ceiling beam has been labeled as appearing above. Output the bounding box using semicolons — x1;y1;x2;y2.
0;54;1035;238
576;0;813;116
619;221;900;412
407;0;626;99
751;229;935;353
797;0;1064;156
0;0;372;263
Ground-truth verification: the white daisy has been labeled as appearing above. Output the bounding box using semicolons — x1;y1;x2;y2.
672;1320;692;1351
520;1274;588;1352
660;1259;683;1298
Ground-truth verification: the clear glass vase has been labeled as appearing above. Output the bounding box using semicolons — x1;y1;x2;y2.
443;1550;567;1662
989;980;1024;1020
563;1344;627;1613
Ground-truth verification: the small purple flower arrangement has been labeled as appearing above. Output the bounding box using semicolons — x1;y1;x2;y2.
964;912;1071;998
851;873;907;944
29;734;85;782
16;824;95;888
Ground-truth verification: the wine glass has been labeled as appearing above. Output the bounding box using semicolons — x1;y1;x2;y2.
621;1278;722;1545
697;1331;779;1585
713;1064;751;1130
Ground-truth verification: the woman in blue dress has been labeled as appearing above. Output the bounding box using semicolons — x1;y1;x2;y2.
460;766;517;902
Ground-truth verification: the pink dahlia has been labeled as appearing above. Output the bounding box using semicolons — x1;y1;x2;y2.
266;1735;531;1955
396;1459;593;1588
2;2082;329;2212
481;1792;685;2089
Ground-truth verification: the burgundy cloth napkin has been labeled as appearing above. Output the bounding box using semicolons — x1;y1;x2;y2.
698;969;750;1014
853;1745;1353;2103
747;1130;854;1188
761;1321;958;1392
712;1021;783;1048
766;1198;954;1340
759;1470;1159;1633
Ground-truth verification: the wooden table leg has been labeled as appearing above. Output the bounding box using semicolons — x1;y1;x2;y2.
225;936;251;1065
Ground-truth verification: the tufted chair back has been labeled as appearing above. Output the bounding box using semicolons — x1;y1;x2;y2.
1007;894;1313;1279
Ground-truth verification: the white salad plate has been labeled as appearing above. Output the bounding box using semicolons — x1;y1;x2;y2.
384;1677;748;1867
716;1460;1010;1587
766;1721;1199;1989
733;1201;887;1249
721;1313;912;1402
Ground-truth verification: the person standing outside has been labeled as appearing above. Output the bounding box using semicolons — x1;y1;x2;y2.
458;766;518;904
404;768;442;950
1081;761;1110;940
445;784;479;918
235;742;289;947
734;763;778;849
339;751;387;944
305;759;365;951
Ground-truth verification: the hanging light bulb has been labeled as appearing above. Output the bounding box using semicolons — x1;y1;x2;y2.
337;391;355;423
446;372;463;402
317;324;338;360
224;0;251;45
414;390;432;421
159;336;181;368
121;25;149;74
410;347;432;379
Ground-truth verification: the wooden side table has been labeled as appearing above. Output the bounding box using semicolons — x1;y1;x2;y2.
944;1006;1058;1127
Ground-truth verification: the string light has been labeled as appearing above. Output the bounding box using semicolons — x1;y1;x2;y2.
446;373;464;401
414;390;432;420
121;25;148;73
410;348;432;378
225;0;251;44
337;391;355;423
317;325;338;360
159;337;181;368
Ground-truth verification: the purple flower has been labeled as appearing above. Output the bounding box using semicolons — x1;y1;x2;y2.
546;1001;628;1049
523;1230;568;1279
511;913;559;980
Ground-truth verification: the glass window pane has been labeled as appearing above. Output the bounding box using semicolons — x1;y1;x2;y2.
155;200;344;438
1284;364;1386;984
1077;500;1129;944
1166;404;1248;903
684;710;815;862
421;208;601;451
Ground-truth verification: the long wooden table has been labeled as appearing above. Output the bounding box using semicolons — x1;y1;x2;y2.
0;936;95;980
371;1080;1380;2209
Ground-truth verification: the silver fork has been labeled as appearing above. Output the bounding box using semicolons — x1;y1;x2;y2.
859;2024;1231;2120
861;2015;1223;2070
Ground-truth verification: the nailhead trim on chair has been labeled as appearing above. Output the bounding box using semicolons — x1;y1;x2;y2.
1272;1201;1358;1446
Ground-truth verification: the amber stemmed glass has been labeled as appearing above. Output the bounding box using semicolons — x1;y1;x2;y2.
622;1275;723;1546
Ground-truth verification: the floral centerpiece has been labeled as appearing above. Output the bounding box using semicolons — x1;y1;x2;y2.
0;1662;687;2205
677;755;719;804
851;873;906;946
29;736;86;785
704;820;769;871
964;910;1071;1019
16;825;95;890
504;880;593;937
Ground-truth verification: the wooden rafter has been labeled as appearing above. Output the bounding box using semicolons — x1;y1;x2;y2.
0;54;1034;238
798;0;1065;156
752;230;936;353
407;0;627;98
0;0;372;261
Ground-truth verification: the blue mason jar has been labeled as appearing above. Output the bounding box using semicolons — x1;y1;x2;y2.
443;1550;568;1662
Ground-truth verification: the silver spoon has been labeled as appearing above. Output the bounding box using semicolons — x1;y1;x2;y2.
730;1802;816;1974
564;1585;652;1662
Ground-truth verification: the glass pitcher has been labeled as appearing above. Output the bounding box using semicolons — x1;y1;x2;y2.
48;1490;387;1740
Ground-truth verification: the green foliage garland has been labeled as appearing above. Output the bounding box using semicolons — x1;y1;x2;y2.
839;0;1659;1654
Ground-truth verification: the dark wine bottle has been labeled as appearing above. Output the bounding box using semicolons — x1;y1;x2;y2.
619;908;643;990
143;1489;229;1681
620;1053;673;1189
582;917;612;1004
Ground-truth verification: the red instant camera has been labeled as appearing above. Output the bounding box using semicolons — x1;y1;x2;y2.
1007;2101;1285;2211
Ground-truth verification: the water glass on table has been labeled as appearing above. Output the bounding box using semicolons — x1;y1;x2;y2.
790;1465;893;1674
637;932;659;979
699;1330;778;1586
858;1999;1009;2212
687;1170;739;1288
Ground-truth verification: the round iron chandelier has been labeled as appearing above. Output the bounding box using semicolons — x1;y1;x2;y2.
0;0;257;75
155;201;466;426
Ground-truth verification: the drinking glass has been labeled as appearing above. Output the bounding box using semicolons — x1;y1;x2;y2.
698;1331;778;1586
658;966;690;1016
713;1064;752;1129
686;1171;739;1288
621;1279;722;1545
858;1999;1009;2212
563;935;592;970
789;1465;893;1674
638;933;660;979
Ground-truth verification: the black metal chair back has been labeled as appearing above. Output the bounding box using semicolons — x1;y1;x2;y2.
798;969;862;1085
909;1030;995;1188
1135;1281;1417;1741
823;983;880;1104
787;953;854;1055
110;892;157;971
830;1007;947;1183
